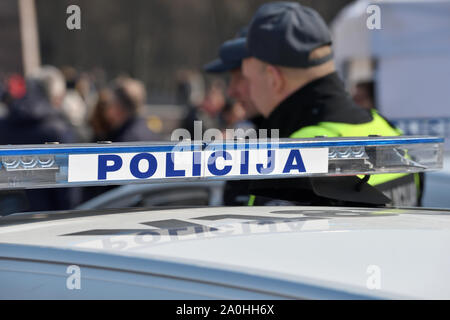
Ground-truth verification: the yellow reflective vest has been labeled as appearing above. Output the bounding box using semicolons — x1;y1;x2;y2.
248;110;420;206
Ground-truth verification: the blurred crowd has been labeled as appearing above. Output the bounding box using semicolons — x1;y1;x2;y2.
0;66;167;212
0;66;268;147
0;65;265;212
0;66;165;146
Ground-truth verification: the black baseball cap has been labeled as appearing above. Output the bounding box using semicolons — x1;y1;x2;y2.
247;2;333;68
203;27;250;73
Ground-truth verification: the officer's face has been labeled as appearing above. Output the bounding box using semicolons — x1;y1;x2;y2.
242;57;274;118
227;69;259;118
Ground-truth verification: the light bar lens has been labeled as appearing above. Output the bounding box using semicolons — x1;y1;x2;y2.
0;136;443;189
1;155;57;171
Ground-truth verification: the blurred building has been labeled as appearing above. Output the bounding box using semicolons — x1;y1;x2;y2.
332;0;450;149
32;0;353;103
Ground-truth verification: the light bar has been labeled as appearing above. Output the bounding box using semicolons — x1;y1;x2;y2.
0;136;443;190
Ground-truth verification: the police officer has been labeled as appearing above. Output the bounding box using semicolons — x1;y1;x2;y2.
204;27;264;205
239;2;421;206
204;27;263;129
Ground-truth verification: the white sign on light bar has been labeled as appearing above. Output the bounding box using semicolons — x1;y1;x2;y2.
67;148;329;182
0;136;443;189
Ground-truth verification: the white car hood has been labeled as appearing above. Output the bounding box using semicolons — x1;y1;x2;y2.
1;206;449;299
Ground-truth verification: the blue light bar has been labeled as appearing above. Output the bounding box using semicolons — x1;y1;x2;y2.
0;136;443;190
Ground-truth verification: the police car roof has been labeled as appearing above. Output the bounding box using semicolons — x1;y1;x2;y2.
1;205;450;299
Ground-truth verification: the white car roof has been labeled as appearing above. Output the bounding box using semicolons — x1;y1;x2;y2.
1;205;449;299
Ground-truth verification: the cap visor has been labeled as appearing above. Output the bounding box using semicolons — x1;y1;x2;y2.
203;58;240;73
220;37;250;62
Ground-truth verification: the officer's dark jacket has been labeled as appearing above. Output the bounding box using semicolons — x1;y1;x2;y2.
248;72;421;207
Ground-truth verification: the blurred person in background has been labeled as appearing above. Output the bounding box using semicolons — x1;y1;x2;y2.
0;75;28;135
61;66;91;142
175;69;205;108
90;87;113;140
222;101;253;134
0;66;74;145
199;79;227;129
3;74;27;98
91;77;161;142
176;70;206;137
0;66;81;214
181;78;227;138
76;71;98;112
204;26;264;131
83;77;161;202
226;68;263;130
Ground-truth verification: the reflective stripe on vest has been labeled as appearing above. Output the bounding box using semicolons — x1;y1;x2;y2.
290;110;406;187
247;110;416;205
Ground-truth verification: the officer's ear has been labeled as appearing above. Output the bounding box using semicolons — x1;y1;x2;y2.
266;64;284;94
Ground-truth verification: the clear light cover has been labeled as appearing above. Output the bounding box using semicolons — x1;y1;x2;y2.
0;136;443;189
